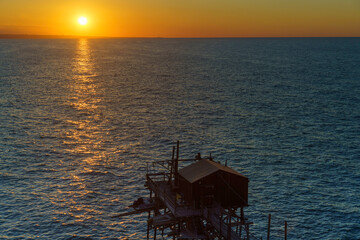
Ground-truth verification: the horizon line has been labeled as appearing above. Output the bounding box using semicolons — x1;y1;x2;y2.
0;34;359;39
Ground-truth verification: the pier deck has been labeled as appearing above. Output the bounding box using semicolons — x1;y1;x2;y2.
146;176;201;218
146;174;246;240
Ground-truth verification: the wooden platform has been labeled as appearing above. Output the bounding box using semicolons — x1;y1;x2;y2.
146;177;201;218
146;175;246;240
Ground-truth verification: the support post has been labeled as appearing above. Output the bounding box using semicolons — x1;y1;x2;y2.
219;213;222;236
236;216;239;234
174;141;179;187
178;222;181;236
147;190;152;239
172;225;176;240
267;214;271;240
227;208;231;239
169;146;175;184
147;220;150;240
147;210;150;240
284;221;287;240
240;207;245;223
246;223;249;240
239;223;242;239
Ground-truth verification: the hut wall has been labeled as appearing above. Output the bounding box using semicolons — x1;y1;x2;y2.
216;171;248;208
229;172;248;206
203;171;248;208
178;175;193;202
178;170;248;208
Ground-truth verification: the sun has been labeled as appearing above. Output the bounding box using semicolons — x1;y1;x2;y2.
78;17;88;25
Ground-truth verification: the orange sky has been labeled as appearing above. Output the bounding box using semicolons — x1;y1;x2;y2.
0;0;359;37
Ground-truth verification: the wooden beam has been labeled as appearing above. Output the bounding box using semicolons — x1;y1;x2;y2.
111;207;157;218
267;214;271;240
174;141;179;187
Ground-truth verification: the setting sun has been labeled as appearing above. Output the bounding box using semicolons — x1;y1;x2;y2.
78;17;88;26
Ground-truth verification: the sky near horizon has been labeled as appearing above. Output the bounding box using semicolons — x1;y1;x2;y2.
0;0;359;38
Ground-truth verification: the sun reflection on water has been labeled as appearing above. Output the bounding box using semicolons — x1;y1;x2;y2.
55;38;111;225
64;38;105;163
49;39;140;235
71;38;100;112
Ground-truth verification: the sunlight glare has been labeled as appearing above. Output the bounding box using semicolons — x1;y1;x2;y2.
78;17;88;26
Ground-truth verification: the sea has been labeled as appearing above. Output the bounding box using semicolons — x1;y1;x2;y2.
0;38;359;239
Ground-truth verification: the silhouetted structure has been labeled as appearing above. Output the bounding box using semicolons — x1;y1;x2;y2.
112;141;287;239
178;159;248;209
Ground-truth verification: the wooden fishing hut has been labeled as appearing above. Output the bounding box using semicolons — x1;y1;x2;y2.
178;159;248;209
113;141;288;239
144;141;254;239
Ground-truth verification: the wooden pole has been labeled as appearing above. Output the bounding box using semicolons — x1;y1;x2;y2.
219;213;222;236
147;189;153;240
240;207;244;223
227;209;231;239
178;222;181;237
174;141;179;187
246;223;249;240
239;223;242;239
147;219;150;240
172;146;175;161
169;146;175;183
284;221;287;240
267;214;271;240
147;208;151;240
236;216;239;234
172;225;176;240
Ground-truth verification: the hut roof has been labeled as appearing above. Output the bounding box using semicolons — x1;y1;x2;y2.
178;159;248;183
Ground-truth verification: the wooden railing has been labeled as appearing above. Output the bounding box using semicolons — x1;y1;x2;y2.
146;174;177;214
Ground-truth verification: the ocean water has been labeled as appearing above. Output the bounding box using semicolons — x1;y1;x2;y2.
0;38;359;239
